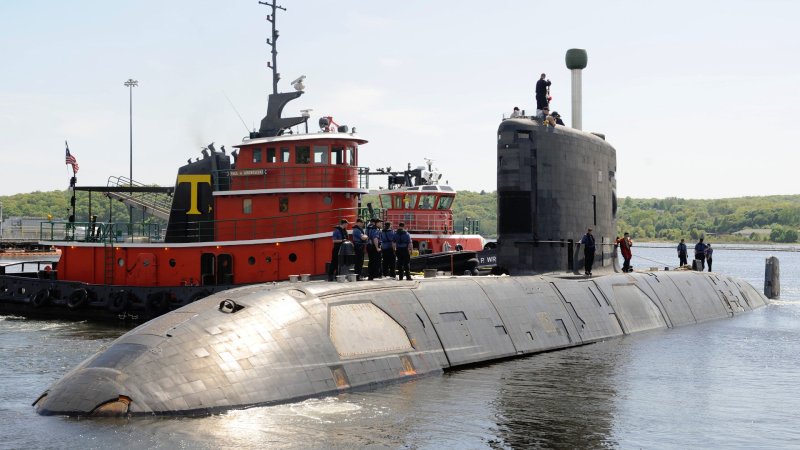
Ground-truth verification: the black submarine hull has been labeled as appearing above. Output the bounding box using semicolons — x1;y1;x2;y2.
34;271;766;416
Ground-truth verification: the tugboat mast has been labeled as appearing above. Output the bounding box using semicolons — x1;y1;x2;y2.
258;0;285;95
253;0;308;138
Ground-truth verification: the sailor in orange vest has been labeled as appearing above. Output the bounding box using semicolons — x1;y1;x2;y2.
616;232;633;273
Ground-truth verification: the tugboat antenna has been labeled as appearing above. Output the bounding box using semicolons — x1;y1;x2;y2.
258;0;286;95
222;90;251;133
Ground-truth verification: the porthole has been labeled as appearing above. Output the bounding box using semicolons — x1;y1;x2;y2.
169;258;176;267
117;258;125;267
288;253;297;262
323;195;332;205
265;256;272;263
248;256;256;265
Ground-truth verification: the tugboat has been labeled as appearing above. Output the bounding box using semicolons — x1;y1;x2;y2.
0;1;485;323
370;159;490;274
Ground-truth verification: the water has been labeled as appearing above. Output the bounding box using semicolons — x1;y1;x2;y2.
1;246;799;449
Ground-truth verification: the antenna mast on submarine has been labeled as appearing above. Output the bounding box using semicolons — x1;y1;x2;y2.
259;0;285;95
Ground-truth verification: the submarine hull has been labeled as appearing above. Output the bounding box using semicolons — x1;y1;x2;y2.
34;272;766;416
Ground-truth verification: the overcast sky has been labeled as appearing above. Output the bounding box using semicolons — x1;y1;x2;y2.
1;0;798;199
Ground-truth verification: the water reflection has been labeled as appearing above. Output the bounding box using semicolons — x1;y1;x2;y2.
489;344;620;449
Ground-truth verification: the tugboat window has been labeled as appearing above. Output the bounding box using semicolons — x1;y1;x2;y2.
296;146;310;164
331;146;344;164
248;256;256;265
243;199;252;214
281;147;291;163
313;145;328;164
288;253;297;262
404;194;418;209
117;258;125;267
169;258;176;267
393;195;404;209
437;196;454;210
253;148;262;163
379;194;391;208
347;146;355;165
266;147;276;163
419;194;436;210
279;197;289;212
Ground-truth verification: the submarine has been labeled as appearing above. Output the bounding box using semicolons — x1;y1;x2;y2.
33;29;769;417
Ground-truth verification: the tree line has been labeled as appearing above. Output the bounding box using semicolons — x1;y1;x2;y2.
0;189;158;226
3;190;799;243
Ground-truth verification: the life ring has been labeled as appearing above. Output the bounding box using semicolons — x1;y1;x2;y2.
108;290;130;313
32;289;50;308
67;288;89;310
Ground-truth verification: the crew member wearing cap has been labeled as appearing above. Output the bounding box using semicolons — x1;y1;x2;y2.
351;219;368;280
381;221;397;278
328;219;349;281
580;227;596;276
551;111;565;126
535;73;551;111
395;222;413;280
367;218;383;280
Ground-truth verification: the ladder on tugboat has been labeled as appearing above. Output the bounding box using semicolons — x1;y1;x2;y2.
105;176;172;220
358;167;370;190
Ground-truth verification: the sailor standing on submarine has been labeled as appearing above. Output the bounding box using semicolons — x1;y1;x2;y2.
328;219;348;281
351;218;368;280
580;227;596;276
367;219;383;280
395;222;413;280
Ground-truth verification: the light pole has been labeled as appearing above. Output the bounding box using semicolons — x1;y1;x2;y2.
124;78;138;239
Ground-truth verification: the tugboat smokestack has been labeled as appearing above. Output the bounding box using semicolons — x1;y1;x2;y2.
565;49;588;130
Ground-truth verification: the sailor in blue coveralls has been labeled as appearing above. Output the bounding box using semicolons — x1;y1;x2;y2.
328;219;348;281
381;222;397;278
367;219;383;280
351;218;368;280
395;222;413;280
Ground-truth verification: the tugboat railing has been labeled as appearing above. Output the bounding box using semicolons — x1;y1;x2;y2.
383;210;456;234
39;207;383;244
39;221;163;244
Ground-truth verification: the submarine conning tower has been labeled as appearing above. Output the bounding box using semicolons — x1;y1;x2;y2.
496;49;617;275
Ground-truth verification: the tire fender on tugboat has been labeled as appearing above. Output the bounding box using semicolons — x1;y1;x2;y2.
31;289;50;308
107;290;129;313
146;292;170;316
67;288;89;310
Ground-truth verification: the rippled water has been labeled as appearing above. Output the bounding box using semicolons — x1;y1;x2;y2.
1;246;798;449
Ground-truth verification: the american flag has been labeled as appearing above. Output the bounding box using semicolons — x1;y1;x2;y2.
65;141;79;173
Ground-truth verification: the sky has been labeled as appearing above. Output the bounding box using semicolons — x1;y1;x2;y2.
1;0;799;199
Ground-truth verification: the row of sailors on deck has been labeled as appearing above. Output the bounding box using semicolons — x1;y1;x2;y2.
329;218;413;282
510;106;565;126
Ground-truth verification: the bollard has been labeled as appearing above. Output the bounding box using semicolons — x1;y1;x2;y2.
300;274;310;282
289;275;299;283
765;256;780;299
424;268;437;278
